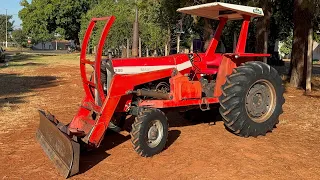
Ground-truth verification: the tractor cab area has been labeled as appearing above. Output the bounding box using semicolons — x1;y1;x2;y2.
177;2;270;78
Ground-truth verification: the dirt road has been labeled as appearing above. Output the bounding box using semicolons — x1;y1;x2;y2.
0;54;320;180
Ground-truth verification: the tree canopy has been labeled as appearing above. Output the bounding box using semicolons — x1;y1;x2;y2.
80;0;168;54
0;15;14;42
11;29;29;48
19;0;97;44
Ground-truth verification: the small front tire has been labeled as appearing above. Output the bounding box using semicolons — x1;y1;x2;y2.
130;108;168;157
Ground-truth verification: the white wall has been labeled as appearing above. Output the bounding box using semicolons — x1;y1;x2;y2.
313;41;320;60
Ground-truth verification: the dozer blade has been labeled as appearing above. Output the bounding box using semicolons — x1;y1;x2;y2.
36;110;80;178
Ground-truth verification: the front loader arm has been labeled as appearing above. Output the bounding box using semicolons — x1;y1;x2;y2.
78;68;177;147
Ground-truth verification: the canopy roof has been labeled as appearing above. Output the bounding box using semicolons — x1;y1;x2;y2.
177;2;264;20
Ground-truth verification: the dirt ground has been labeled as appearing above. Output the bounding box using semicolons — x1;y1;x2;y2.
0;53;320;180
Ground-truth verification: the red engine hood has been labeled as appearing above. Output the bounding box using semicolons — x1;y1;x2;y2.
110;54;193;75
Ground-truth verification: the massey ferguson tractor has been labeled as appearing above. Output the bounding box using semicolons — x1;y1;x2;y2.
36;2;285;178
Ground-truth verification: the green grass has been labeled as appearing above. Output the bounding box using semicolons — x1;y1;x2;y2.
1;53;82;69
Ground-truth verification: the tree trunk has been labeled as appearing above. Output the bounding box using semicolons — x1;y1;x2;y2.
290;0;312;88
255;0;271;63
177;33;180;54
132;6;139;57
146;47;149;57
121;45;126;58
127;39;130;58
165;27;171;56
139;37;142;57
74;37;80;50
305;24;313;93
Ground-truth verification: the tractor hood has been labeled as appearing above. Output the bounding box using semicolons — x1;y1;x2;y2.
111;54;193;75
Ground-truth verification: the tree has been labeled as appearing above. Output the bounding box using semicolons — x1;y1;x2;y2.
0;15;14;42
255;0;271;62
19;0;96;45
80;0;135;55
139;0;167;54
79;0;168;57
11;29;29;48
290;0;315;88
19;0;56;44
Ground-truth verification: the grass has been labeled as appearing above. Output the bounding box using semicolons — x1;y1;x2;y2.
3;47;30;51
1;53;82;70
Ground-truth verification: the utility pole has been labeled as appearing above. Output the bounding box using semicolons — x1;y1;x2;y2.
132;0;139;57
5;9;8;48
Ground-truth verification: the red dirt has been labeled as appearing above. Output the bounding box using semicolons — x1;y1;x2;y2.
0;59;320;180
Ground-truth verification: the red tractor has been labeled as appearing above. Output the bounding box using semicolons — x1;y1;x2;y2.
36;2;285;178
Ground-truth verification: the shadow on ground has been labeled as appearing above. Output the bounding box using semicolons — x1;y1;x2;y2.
78;131;128;174
272;62;320;92
79;122;183;174
0;62;46;69
0;73;58;107
167;105;223;128
272;61;320;76
8;53;57;62
0;52;58;69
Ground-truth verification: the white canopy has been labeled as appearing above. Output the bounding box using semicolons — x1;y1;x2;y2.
177;2;264;20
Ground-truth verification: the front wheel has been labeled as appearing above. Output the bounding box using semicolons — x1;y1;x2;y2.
219;61;285;137
130;108;168;157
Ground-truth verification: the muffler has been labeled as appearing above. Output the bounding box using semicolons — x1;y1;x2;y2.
36;110;80;178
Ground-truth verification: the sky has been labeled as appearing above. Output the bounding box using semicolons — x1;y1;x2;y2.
0;0;26;29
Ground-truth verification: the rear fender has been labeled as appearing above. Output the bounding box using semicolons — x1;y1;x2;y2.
213;56;237;97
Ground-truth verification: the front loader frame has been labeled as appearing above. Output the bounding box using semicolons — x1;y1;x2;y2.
70;16;180;147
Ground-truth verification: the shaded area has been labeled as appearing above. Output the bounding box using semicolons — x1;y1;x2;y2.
0;52;59;69
167;106;223;128
79;129;180;175
9;53;39;62
0;62;46;69
272;61;320;76
7;52;58;62
272;61;320;92
79;131;130;174
0;96;27;107
0;73;58;107
304;94;320;99
7;50;68;55
165;130;181;149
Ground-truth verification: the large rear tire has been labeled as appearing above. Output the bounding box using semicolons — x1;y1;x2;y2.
131;108;168;157
219;61;285;137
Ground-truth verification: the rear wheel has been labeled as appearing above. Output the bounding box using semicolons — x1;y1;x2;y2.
130;108;168;157
219;61;285;137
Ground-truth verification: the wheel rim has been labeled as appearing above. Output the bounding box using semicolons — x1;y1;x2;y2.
146;120;163;148
245;79;276;123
